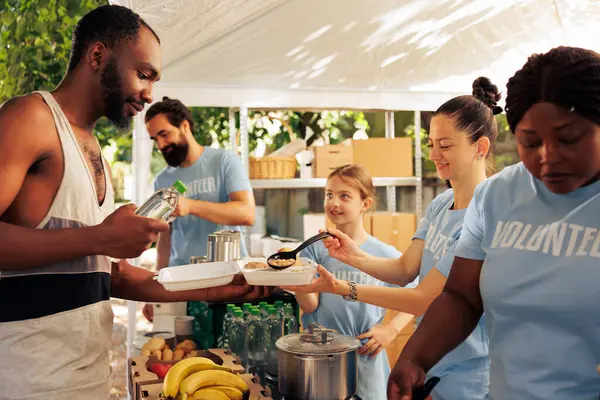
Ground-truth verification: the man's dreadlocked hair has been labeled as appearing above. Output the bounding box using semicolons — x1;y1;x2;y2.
145;97;195;133
68;5;160;72
505;46;600;133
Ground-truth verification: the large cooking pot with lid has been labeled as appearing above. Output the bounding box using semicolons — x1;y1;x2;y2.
276;324;361;400
207;230;241;261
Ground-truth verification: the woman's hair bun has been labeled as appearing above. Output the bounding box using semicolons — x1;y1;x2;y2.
162;96;171;101
472;77;503;114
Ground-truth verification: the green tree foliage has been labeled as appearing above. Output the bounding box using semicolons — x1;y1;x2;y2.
0;0;375;164
0;0;133;159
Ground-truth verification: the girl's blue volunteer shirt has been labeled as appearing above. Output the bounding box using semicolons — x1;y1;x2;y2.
300;236;415;400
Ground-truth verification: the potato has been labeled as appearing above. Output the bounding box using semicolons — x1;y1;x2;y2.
173;349;185;361
185;350;198;359
147;337;166;351
150;348;162;361
162;348;173;361
175;339;196;354
176;339;196;349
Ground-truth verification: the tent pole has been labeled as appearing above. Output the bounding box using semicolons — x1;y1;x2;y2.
414;110;423;221
239;106;250;176
127;111;151;361
229;108;237;153
385;111;396;212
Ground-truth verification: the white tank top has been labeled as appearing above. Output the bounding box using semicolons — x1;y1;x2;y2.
0;91;117;399
2;91;114;279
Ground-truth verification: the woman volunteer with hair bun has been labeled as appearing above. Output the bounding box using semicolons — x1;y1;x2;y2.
286;76;503;400
388;46;600;400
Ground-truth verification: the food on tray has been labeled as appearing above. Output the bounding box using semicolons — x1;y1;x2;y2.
185;350;199;359
278;247;299;258
191;388;230;400
176;339;197;354
268;258;296;267
178;370;249;400
244;261;269;270
142;338;201;364
147;336;166;351
162;348;174;361
173;349;185;361
161;357;240;399
151;348;163;361
150;363;172;379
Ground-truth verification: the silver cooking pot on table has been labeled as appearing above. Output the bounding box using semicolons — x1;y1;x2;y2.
276;324;361;400
207;230;241;261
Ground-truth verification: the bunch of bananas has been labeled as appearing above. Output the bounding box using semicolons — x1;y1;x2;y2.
160;357;249;400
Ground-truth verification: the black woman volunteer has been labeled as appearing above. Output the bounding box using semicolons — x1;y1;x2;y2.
389;46;600;400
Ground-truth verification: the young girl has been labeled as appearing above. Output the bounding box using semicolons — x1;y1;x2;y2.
294;164;416;400
287;77;502;399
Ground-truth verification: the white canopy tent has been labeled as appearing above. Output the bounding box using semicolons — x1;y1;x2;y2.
108;0;600;361
111;0;600;110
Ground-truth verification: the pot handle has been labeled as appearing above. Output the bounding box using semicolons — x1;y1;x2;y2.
294;354;336;362
294;354;336;364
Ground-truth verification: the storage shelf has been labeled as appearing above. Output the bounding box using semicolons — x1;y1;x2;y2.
251;177;420;189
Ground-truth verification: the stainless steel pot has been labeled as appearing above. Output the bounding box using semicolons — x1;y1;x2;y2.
207;230;241;261
276;324;361;400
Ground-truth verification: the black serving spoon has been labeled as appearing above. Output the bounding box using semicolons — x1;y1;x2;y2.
267;232;333;270
412;377;441;400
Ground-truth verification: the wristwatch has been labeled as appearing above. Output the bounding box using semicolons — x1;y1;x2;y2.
342;281;358;302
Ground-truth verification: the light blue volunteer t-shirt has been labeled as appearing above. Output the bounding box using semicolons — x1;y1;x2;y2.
413;189;490;400
300;237;415;400
455;162;600;400
154;147;252;266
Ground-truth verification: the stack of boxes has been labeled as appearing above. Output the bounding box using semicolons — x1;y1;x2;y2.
312;137;413;178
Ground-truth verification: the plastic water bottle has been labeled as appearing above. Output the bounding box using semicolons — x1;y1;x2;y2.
242;303;252;319
220;304;235;348
274;300;284;319
247;308;265;370
107;180;187;264
229;309;248;369
265;307;282;376
283;305;298;335
187;301;213;349
135;180;187;222
259;303;269;322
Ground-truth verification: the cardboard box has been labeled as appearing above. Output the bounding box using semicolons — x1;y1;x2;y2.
128;349;244;400
353;138;413;177
382;311;416;367
312;143;354;178
371;212;417;253
136;373;273;400
303;213;373;240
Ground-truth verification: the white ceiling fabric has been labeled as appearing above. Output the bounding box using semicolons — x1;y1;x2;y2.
110;0;600;110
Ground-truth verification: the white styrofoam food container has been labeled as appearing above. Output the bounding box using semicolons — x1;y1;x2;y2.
154;261;239;291
155;257;317;291
237;257;317;286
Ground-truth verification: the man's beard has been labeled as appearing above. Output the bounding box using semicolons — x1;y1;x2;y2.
162;141;190;167
100;58;135;130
